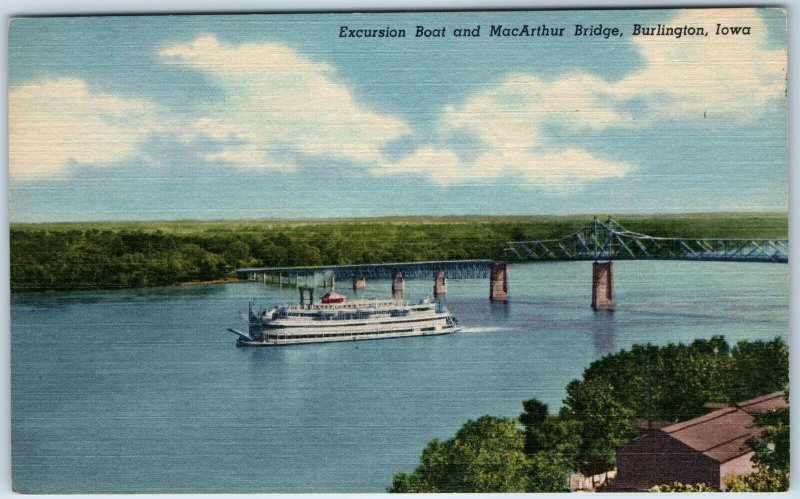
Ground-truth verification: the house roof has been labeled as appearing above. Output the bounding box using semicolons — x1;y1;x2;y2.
657;391;786;464
734;391;787;415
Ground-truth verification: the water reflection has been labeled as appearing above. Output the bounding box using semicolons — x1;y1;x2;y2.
591;309;616;355
490;301;510;321
10;283;222;307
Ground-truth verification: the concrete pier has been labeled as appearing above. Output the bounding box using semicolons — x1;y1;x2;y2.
391;271;405;299
490;262;509;302
353;275;366;291
433;270;447;297
299;287;314;307
592;261;614;310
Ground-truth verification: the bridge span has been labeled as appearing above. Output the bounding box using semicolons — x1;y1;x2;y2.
237;259;493;281
505;217;788;264
504;217;787;310
236;260;510;301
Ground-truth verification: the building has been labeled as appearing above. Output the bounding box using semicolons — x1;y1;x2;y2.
605;392;786;491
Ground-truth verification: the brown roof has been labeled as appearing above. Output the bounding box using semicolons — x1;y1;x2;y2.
656;392;786;464
734;391;787;415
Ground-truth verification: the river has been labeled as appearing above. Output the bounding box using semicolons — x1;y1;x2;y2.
10;261;788;493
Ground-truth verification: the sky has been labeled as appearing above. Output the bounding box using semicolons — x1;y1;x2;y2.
7;8;788;222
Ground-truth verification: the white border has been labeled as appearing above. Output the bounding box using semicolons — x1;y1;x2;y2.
2;2;795;499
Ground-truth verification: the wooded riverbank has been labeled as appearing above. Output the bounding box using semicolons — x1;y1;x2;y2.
10;213;787;292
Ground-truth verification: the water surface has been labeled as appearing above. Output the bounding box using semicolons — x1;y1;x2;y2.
11;261;788;493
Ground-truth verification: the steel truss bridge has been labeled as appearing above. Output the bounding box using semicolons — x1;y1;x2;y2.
237;259;494;283
505;218;788;264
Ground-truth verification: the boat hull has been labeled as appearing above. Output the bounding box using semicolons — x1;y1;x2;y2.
237;324;460;347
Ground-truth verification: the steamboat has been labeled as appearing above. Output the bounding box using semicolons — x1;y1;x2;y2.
229;291;460;346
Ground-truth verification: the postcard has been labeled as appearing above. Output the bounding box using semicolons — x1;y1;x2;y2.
8;7;788;493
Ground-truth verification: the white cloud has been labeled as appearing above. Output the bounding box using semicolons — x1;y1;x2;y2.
9;78;156;181
204;147;280;168
613;8;786;117
443;73;627;145
374;147;490;186
376;146;629;188
376;72;632;187
379;8;784;188
160;35;408;168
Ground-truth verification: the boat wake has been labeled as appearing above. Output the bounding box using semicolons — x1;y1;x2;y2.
459;326;508;334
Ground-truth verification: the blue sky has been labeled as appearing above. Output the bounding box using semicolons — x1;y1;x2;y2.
8;8;787;222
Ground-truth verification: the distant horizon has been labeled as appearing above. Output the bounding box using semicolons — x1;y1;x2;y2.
9;210;788;227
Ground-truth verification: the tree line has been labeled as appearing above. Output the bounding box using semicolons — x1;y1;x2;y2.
389;336;789;493
10;221;532;291
9;214;787;292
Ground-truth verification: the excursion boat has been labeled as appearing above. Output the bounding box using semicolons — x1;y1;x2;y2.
228;292;460;346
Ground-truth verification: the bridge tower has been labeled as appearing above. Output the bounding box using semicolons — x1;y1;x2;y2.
391;270;405;299
490;262;509;302
592;261;614;310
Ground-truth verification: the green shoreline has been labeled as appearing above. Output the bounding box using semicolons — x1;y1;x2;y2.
10;212;787;293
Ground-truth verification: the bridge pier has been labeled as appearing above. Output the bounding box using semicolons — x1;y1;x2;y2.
490;262;509;302
592;261;614;311
299;286;314;308
433;270;447;297
353;274;366;291
392;271;405;299
324;270;335;289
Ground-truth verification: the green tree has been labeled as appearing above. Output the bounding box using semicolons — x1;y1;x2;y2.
519;398;548;455
223;240;250;266
749;392;789;471
528;450;572;492
729;339;789;403
649;482;717;492
388;416;531;493
561;378;636;474
519;398;581;466
723;467;789;492
518;399;581;492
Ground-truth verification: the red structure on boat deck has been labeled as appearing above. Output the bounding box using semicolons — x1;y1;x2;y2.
321;292;347;304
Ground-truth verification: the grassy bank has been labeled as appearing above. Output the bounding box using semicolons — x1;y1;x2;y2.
10;212;787;292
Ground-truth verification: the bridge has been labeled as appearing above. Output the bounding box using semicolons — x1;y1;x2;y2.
236;217;787;309
504;217;788;264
